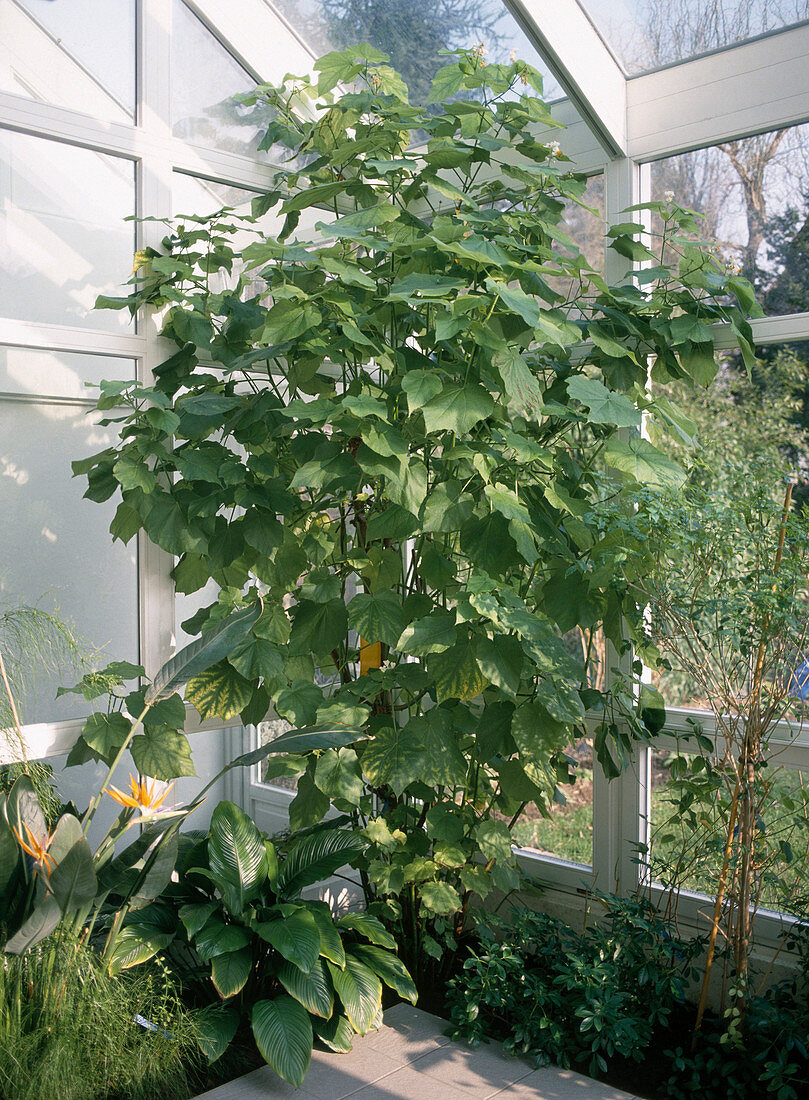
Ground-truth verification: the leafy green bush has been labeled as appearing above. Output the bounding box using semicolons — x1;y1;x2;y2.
447;896;702;1079
123;802;416;1087
0;932;199;1100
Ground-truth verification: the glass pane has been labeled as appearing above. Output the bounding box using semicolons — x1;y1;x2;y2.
0;392;139;724
0;129;135;331
581;0;809;75
171;0;267;158
0;345;134;400
649;748;809;918
649;122;809;314
273;0;561;103
648;340;809;710
512;737;593;867
0;0;135;122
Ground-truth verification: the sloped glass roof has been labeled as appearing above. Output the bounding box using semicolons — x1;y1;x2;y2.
273;0;562;102
578;0;809;75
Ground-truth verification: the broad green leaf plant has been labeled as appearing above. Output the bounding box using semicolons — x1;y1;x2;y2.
78;46;759;985
123;803;416;1085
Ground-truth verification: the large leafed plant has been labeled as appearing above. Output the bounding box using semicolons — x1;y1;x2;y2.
78;46;758;984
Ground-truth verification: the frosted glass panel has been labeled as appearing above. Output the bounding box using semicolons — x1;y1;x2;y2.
0;396;139;724
274;0;561;102
0;0;135;122
0;345;134;399
0;129;135;331
172;0;266;158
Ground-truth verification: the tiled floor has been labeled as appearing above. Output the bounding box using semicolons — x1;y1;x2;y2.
195;1005;644;1100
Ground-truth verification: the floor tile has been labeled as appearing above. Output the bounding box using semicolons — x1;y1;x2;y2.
414;1041;535;1098
301;1040;407;1099
350;1066;475;1100
487;1066;637;1099
193;1064;317;1098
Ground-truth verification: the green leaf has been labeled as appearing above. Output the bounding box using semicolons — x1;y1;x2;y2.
194;919;251;962
429;642;489;703
179;901;218;938
277;829;364;898
476;634;524;697
147;602;262;702
257;910;321;973
278;958;334;1018
6;775;46;844
290;599;348;656
185;660;254;721
212;948;253;999
337;912;396;950
131;728;196;780
361;725;426;796
487;278;541;327
419;880;461;916
567;376;641;428
106;925;174;975
347;591;408;647
289;771;331;832
252;996;313;1087
604;437;686;489
312;1012;355;1053
4;897;62;954
195;1003;239;1063
208;801;268;914
492;348;544;416
397;610;456;655
511;701;569;760
350;945;417;1004
421;384;494;436
402;370;442;412
309;902;346;967
80;712;131;761
327;956;382;1036
49;839;97;913
314;748;365;805
474;819;513;863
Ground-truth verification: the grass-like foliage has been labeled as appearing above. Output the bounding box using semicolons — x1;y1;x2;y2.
0;933;200;1100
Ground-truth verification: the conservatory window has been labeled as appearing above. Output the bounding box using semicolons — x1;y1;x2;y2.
0;0;136;123
580;0;809;75
0;347;139;724
0;129;135;331
649;121;809;314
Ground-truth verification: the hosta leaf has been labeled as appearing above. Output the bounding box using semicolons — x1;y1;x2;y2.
337;912;396;950
278;957;334;1018
252;996;313;1087
195;1003;239;1063
309;902;346;967
257;909;321;973
312;1012;355;1053
212;948;252;999
194;918;251;962
328;956;382;1035
185;661;254;721
349;945;417;1004
106;925;175;975
277;828;364;898
208;801;268;913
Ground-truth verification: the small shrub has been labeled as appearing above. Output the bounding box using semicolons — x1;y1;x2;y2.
447;895;702;1079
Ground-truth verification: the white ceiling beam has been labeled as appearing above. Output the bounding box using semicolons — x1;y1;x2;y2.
506;0;628;157
627;23;809;161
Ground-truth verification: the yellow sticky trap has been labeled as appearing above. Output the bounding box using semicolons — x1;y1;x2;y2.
360;639;382;674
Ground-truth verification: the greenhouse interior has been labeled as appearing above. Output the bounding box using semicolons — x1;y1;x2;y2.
3;1;809;1098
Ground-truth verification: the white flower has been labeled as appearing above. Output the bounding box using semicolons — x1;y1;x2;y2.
509;48;518;62
664;190;675;203
547;140;562;158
